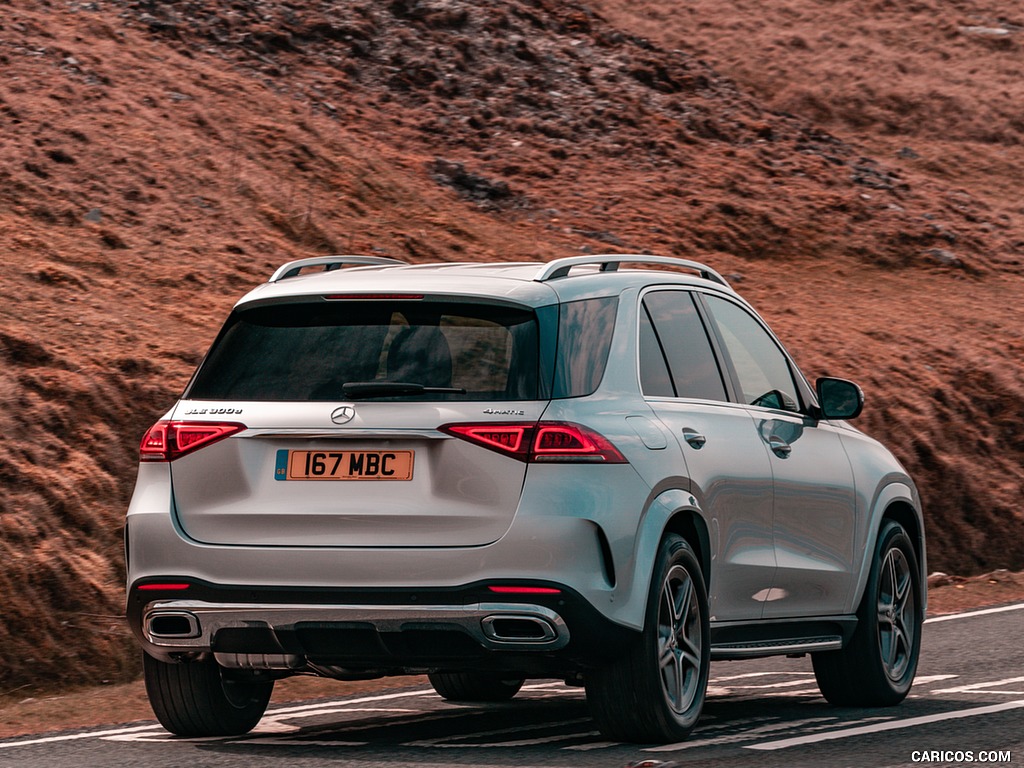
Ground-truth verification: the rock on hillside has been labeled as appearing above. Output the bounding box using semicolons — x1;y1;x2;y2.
1;0;1022;691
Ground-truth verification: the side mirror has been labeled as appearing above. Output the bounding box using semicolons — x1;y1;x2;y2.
816;377;864;420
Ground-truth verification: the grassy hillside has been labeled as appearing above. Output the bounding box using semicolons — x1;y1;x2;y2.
1;0;1021;690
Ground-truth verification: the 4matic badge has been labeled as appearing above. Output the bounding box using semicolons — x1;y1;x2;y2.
483;408;525;416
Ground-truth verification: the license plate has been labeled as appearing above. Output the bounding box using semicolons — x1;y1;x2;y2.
275;450;414;481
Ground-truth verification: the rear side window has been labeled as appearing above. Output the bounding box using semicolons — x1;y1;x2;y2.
186;300;540;401
553;297;618;398
642;291;728;401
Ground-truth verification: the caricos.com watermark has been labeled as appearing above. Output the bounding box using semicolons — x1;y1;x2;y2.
911;751;1012;763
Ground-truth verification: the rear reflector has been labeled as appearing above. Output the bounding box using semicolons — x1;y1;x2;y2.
140;421;246;462
440;421;626;463
137;583;191;591
488;586;562;595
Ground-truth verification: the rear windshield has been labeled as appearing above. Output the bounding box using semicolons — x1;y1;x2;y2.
186;300;541;401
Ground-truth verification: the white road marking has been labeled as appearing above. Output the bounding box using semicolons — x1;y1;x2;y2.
0;724;164;749
103;733;222;743
520;682;569;690
912;674;959;685
228;738;369;746
925;602;1024;624
931;676;1024;695
408;717;593;747
253;707;417;734
709;674;957;702
711;671;814;682
708;686;821;698
455;731;601;749
98;688;439;744
562;740;622;751
745;699;1024;751
264;686;435;716
724;678;821;690
644;717;840;752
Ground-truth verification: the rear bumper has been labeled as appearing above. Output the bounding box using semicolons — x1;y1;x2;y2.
127;579;638;675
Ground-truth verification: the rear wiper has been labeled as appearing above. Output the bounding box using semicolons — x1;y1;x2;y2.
341;381;467;399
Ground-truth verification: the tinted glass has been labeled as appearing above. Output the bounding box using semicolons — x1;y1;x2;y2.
553;297;618;398
187;300;539;401
643;291;727;401
639;304;675;397
704;296;800;412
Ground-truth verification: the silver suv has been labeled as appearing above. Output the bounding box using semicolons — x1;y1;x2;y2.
125;254;925;743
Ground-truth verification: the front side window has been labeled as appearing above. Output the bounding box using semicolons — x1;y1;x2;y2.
641;291;728;401
186;300;540;401
704;296;800;412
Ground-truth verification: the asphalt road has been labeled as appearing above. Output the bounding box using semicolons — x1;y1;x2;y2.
2;603;1021;768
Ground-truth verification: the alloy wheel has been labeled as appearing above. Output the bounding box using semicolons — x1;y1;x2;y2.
877;546;915;681
658;564;703;714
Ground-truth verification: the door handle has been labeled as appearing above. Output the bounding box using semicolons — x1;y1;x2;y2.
682;429;706;449
768;435;792;457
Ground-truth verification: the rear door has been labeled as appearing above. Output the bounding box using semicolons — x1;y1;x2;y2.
169;297;548;548
639;289;776;622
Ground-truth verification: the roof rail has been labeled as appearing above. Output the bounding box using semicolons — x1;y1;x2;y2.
533;254;730;287
270;255;406;282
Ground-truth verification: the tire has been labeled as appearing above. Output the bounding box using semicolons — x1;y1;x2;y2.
586;534;710;743
428;671;524;702
143;652;274;737
813;519;922;706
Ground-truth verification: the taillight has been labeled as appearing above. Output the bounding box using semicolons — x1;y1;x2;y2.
441;424;534;461
532;423;626;463
139;420;246;462
440;421;626;463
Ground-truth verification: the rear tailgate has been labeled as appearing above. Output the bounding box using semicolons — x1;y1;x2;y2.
167;295;551;548
169;401;545;547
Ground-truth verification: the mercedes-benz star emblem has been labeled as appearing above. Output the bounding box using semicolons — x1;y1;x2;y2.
331;405;356;424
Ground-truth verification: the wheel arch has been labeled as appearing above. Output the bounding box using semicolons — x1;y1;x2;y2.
880;498;927;614
848;480;927;615
664;509;712;591
882;500;924;567
622;488;711;631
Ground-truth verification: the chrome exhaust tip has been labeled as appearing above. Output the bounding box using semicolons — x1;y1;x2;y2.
481;614;558;643
146;611;201;640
